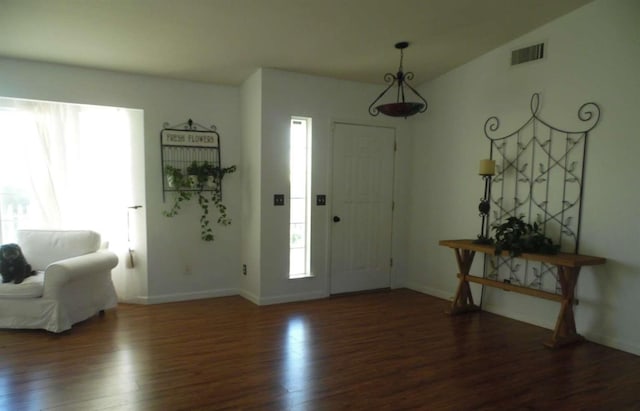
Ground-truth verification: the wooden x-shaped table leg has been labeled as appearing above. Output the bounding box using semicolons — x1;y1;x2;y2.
544;265;585;348
447;248;481;315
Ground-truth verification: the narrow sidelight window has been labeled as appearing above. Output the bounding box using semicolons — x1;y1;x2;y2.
289;117;312;279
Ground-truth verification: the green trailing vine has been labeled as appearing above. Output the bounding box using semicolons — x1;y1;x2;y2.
163;162;236;241
492;216;560;256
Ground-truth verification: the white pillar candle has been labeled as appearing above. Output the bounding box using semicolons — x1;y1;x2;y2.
479;159;496;176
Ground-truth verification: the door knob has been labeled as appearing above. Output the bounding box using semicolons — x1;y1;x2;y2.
333;216;341;222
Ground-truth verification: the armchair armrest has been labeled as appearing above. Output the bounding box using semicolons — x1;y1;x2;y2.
43;250;119;293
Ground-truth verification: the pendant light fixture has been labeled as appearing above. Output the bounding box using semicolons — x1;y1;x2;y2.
368;41;428;118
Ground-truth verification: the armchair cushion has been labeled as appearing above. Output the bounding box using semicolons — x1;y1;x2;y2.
0;272;44;299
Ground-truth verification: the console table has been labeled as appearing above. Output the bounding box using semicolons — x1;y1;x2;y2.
439;239;606;348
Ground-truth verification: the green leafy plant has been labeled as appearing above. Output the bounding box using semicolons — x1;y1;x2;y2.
164;165;185;188
164;162;236;241
163;165;192;217
210;165;236;229
185;161;209;185
493;216;560;256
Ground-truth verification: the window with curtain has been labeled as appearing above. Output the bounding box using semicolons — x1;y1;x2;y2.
0;97;142;299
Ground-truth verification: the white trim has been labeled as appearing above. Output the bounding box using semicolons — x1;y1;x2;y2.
582;331;640;357
144;288;238;304
407;284;640;355
118;296;150;305
238;289;260;305
481;303;555;330
257;290;328;306
405;282;452;301
117;289;326;307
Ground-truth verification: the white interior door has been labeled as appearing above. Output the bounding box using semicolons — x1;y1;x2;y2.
330;122;395;294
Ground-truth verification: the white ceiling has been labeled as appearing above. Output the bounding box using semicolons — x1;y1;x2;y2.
0;0;593;86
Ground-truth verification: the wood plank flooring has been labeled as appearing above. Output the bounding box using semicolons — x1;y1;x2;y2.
1;289;639;410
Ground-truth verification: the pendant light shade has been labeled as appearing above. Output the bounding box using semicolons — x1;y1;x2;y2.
368;42;428;118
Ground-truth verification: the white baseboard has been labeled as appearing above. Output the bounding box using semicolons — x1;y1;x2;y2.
119;283;640;356
142;288;238;304
257;290;328;305
581;331;640;356
121;289;328;306
118;296;150;305
482;304;640;355
481;303;555;330
406;282;640;356
238;289;260;305
405;282;451;301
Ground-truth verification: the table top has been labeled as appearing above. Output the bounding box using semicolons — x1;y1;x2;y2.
439;239;606;268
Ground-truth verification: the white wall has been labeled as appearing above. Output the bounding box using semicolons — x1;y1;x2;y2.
239;69;263;302
408;0;640;355
0;58;412;306
254;68;412;303
0;58;242;303
6;0;634;354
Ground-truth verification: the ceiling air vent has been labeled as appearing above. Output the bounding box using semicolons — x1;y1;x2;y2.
511;43;545;66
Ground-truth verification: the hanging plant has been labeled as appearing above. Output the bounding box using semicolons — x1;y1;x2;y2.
164;162;237;241
493;216;560;256
211;165;236;228
164;165;184;188
163;165;192;217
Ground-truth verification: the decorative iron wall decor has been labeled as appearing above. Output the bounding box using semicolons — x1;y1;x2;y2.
160;118;222;201
160;119;237;242
483;93;600;293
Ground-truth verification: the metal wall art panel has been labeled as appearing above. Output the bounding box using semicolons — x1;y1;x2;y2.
483;94;600;293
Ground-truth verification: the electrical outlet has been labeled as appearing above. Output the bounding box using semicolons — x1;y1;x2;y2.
316;194;326;206
274;194;285;206
242;264;247;276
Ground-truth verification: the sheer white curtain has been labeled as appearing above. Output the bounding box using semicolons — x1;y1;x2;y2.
0;97;139;299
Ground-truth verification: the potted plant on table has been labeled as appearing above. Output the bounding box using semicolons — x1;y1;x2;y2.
492;216;560;256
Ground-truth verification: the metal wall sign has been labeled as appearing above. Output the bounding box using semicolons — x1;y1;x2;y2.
161;129;219;148
160;119;222;201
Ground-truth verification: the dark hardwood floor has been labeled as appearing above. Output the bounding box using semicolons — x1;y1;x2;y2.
1;289;639;410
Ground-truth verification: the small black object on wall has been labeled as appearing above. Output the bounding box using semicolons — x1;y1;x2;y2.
274;194;285;206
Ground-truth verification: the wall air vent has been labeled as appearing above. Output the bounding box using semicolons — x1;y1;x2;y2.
511;43;545;66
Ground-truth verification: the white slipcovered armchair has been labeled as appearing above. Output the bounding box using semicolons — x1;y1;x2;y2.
0;229;118;332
